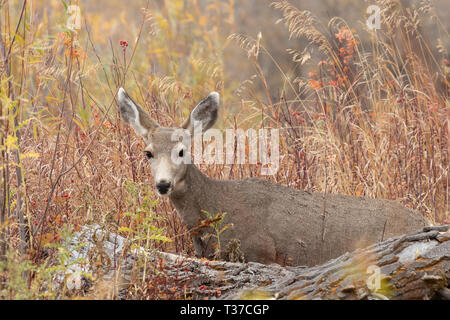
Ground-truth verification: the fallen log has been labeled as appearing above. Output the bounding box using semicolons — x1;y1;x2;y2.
65;224;450;300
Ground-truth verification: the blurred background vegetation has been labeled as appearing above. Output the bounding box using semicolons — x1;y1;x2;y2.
0;0;448;299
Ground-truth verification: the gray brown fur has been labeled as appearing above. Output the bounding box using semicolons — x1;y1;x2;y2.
117;88;429;267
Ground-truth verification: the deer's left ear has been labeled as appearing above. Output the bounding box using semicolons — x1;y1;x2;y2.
182;92;220;133
117;88;159;137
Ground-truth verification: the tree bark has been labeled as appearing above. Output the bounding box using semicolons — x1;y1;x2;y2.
67;224;450;300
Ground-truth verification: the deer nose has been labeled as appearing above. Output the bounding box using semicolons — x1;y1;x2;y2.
156;181;171;194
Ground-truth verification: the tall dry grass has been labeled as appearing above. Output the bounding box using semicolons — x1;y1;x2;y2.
0;0;448;299
254;0;448;223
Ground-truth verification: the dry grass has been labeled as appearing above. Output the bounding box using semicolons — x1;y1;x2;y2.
0;0;448;299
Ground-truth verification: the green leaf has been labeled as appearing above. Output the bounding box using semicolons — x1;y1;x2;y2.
149;234;172;242
60;0;68;11
118;227;136;233
219;223;234;235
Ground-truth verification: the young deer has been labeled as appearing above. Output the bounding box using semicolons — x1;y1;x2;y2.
117;88;428;266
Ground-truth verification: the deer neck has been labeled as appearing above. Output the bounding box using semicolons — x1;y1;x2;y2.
169;164;215;227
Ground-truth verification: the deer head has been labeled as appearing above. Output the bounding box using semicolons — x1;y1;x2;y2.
117;88;220;196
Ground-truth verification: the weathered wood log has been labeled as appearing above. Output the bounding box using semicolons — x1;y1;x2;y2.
66;224;450;300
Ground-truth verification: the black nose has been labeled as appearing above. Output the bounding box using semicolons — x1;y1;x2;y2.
156;181;171;194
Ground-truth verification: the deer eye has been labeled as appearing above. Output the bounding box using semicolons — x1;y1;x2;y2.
178;149;184;157
144;151;153;159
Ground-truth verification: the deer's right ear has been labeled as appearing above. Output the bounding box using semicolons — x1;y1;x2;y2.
117;88;158;137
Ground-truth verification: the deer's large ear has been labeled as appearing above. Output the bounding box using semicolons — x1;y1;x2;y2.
182;92;220;133
117;88;158;137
